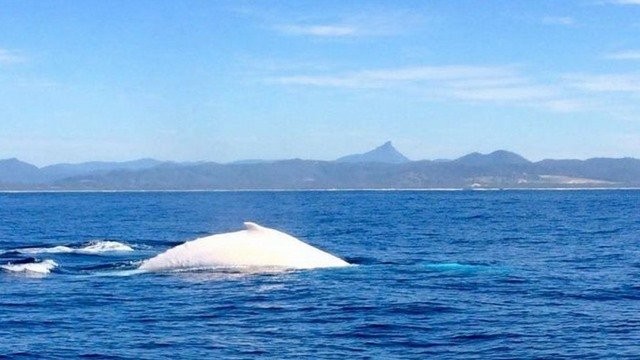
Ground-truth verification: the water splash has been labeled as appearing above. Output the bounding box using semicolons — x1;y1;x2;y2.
1;259;58;275
12;241;134;255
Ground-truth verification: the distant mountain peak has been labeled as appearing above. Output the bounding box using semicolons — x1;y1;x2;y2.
455;150;530;166
336;141;410;164
0;158;42;184
1;157;27;164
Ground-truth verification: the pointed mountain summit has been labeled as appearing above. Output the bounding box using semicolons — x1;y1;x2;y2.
336;141;410;164
454;150;530;167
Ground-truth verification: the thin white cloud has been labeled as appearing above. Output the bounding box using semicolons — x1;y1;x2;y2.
271;65;640;115
565;73;640;93
0;48;26;64
272;7;425;38
605;50;640;60
272;65;585;112
276;75;359;87
445;76;529;89
542;99;588;113
609;0;640;4
274;66;519;88
448;85;559;102
358;66;516;82
541;16;576;26
277;24;357;37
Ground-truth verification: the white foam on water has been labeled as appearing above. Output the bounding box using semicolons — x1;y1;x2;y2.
15;241;134;255
1;259;58;274
76;241;134;254
16;245;74;254
257;284;286;292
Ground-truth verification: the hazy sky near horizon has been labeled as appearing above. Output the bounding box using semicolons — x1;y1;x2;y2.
1;0;640;166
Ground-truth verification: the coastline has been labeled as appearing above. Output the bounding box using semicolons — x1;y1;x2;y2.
2;187;640;194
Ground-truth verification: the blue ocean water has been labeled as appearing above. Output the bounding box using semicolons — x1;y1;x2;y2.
0;190;639;359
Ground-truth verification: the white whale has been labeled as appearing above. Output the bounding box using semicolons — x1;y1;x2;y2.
139;222;349;271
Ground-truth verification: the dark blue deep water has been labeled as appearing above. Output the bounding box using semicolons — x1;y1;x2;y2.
1;190;639;359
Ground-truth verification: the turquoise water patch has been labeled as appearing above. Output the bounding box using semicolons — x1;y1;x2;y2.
423;262;505;274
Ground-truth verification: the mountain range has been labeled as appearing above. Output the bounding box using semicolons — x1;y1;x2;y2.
1;142;639;190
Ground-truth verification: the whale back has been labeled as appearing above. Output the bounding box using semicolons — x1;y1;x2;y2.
139;222;349;271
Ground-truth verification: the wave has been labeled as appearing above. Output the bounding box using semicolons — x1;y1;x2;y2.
13;241;134;255
1;259;58;274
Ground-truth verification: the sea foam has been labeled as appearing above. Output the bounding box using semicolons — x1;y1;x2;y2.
15;241;134;255
1;259;58;274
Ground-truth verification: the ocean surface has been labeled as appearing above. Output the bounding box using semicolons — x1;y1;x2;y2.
0;190;638;359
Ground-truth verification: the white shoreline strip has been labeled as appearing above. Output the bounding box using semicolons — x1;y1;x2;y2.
1;187;640;194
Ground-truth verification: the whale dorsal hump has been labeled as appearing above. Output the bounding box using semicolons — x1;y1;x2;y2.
244;222;265;232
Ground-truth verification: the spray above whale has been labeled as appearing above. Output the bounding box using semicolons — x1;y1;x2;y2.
138;222;349;271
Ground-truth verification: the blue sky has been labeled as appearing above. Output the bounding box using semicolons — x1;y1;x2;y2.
1;0;639;165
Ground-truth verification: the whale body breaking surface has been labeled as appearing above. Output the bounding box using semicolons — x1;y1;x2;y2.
139;222;349;271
